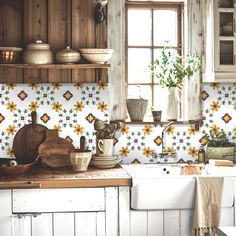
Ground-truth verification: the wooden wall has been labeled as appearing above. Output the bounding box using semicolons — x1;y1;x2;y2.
0;0;107;83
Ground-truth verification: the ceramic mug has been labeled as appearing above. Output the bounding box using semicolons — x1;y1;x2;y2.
97;139;114;157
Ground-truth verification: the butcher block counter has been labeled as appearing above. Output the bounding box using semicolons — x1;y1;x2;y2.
0;165;131;189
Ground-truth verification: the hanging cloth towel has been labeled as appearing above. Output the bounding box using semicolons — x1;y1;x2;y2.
192;176;224;236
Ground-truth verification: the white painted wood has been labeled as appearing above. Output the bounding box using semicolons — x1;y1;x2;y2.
96;212;106;236
220;208;234;226
119;187;131;236
184;0;202;120
13;215;31;236
105;187;118;236
107;0;126;121
202;0;236;82
31;213;53;236
0;190;12;236
164;210;180;236
12;188;105;213
75;212;96;236
53;213;74;236
180;209;194;236
147;211;163;236
130;210;147;236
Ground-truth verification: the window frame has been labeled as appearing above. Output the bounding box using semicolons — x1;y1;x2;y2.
125;2;184;115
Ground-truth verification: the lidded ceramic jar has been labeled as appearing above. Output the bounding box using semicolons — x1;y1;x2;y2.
56;46;81;64
23;40;53;64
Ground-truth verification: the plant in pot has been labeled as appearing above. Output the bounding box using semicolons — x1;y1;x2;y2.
126;85;148;122
203;129;235;162
150;106;162;122
149;47;200;121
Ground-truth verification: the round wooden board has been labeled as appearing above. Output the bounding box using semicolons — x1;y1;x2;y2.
13;112;48;165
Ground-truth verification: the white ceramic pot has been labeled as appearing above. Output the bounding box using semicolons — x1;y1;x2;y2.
70;149;92;171
23;40;53;64
164;87;178;121
56;46;81;64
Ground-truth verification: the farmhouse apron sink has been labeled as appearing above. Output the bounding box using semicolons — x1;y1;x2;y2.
122;164;234;210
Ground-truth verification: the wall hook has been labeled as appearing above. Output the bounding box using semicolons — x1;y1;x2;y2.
94;1;106;23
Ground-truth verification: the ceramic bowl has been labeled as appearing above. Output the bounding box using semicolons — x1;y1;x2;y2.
0;47;22;63
23;40;53;64
79;48;113;64
56;46;81;64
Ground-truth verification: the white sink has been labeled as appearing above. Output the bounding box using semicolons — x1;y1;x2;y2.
122;164;234;210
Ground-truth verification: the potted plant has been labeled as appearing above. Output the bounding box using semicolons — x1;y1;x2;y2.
149;47;200;120
126;85;148;122
203;129;235;162
150;106;162;122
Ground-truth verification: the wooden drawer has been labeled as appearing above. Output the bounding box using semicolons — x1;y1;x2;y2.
12;188;105;213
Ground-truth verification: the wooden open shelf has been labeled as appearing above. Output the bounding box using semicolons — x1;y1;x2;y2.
0;63;110;69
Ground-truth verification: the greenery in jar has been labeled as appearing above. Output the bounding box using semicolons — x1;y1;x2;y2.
149;46;201;88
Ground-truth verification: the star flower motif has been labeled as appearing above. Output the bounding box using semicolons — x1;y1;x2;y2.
143;147;153;157
74;124;84;135
6;125;16;136
119;146;130;157
29;101;39;111
74;101;84;112
7;102;17;112
52;102;62;112
142;125;153;135
210;124;220;135
210;101;220;112
98;101;108;112
188;147;198;158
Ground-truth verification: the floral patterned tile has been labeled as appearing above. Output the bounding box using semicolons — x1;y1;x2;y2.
0;82;235;164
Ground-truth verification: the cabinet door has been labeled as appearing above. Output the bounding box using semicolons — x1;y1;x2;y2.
0;190;12;236
215;0;236;71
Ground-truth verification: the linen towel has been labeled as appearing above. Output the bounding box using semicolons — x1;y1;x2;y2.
192;176;224;236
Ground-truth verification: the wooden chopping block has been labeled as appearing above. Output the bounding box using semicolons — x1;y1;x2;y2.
38;129;75;168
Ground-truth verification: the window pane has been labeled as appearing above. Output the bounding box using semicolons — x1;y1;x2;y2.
128;9;152;46
128;48;152;84
153;10;177;46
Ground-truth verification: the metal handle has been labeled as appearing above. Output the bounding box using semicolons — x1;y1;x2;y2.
14;213;42;219
0;182;41;189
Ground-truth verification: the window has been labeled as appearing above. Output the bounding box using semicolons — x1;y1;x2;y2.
126;2;183;120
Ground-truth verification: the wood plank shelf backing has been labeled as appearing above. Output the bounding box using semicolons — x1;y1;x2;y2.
0;0;108;83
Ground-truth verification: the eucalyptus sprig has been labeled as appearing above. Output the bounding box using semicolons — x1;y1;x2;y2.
149;47;200;88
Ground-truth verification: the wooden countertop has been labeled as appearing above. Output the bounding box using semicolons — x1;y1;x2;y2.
0;165;131;189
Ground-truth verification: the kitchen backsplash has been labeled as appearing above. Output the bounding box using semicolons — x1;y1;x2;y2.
0;82;235;163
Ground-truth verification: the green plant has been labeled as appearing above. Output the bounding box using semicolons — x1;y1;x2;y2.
149;47;200;88
203;129;235;147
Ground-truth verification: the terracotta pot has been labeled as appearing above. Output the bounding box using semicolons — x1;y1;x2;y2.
56;46;81;64
23;40;53;64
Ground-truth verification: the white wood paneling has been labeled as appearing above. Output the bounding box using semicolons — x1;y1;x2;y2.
0;190;12;236
147;211;163;236
107;0;126;121
96;212;106;236
31;213;53;236
105;187;118;236
53;213;74;236
130;210;147;236
220;208;234;226
180;209;194;236
75;212;97;236
119;187;131;236
13;215;31;236
12;188;105;213
164;210;181;236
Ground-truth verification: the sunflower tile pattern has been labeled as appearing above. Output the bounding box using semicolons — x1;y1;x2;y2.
0;82;235;163
0;83;109;158
114;83;236;163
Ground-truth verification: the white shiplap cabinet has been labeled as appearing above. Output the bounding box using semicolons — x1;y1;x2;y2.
0;187;119;236
119;186;235;236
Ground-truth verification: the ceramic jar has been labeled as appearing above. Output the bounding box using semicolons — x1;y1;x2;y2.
56;46;81;64
23;40;53;64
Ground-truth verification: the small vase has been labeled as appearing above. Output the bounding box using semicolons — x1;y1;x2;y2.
164;87;178;121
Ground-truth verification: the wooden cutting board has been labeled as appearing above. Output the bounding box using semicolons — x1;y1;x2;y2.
13;111;48;165
38;129;75;168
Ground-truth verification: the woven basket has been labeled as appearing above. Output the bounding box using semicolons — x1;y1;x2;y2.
127;99;148;122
